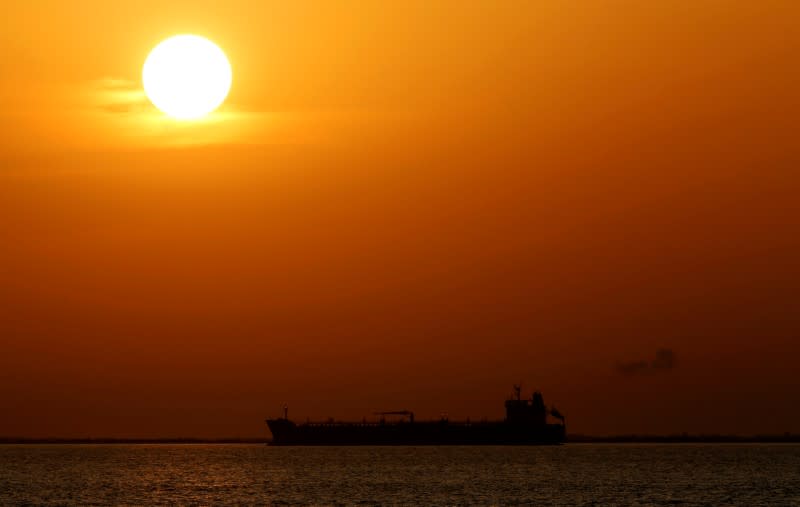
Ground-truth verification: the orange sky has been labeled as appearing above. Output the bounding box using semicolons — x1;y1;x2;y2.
1;1;799;438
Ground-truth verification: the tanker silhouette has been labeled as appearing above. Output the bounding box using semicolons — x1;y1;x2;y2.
266;385;566;445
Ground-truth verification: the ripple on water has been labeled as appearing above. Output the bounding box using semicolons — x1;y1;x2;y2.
0;444;798;505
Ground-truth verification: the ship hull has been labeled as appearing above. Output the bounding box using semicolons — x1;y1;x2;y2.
266;419;565;446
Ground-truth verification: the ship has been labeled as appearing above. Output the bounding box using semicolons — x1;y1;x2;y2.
266;385;566;445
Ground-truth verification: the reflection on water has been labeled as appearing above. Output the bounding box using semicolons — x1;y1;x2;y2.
0;444;798;505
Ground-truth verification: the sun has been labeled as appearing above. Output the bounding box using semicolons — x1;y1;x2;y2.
143;35;232;120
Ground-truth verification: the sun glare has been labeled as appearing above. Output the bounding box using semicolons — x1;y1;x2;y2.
143;35;232;120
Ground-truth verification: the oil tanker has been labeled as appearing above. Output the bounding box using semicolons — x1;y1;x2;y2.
266;385;566;445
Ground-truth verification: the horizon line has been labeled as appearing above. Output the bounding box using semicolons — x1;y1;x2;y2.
2;433;800;445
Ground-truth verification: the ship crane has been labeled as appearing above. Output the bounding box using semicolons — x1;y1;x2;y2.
373;410;415;423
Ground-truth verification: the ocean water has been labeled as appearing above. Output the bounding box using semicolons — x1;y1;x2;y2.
0;444;798;505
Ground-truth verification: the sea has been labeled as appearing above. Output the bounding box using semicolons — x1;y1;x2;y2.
0;444;798;505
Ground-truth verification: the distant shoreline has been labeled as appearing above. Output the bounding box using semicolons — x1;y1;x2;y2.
1;434;799;444
0;438;268;445
567;434;800;443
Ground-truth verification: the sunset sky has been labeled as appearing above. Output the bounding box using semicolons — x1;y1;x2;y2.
1;1;799;438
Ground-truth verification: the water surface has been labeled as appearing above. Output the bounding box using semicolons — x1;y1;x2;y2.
1;444;798;505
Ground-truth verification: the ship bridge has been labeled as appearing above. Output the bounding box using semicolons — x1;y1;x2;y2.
505;385;548;425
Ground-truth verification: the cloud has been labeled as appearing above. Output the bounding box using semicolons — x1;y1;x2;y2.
616;348;676;376
89;77;149;114
17;76;403;150
66;77;260;147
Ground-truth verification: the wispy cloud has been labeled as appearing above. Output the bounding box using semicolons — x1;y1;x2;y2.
74;76;261;147
616;348;677;376
89;77;149;114
1;76;404;152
